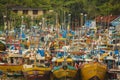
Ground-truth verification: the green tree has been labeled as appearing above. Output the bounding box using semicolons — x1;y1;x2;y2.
1;0;120;30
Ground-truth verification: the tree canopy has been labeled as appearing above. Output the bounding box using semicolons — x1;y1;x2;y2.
0;0;120;30
0;0;119;16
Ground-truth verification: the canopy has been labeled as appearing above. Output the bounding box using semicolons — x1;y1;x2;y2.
110;16;120;26
56;58;73;62
8;53;22;57
70;51;85;55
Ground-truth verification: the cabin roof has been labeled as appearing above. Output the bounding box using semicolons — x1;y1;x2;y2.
11;6;42;10
56;58;73;62
95;15;118;23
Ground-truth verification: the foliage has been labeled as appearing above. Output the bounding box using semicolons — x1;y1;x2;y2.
0;0;119;16
0;0;120;30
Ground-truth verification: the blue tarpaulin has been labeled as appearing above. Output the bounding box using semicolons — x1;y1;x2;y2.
18;31;26;39
62;30;67;38
69;30;75;35
100;49;105;54
37;49;45;57
84;20;92;27
57;52;67;58
114;50;119;54
10;45;15;50
57;52;64;58
60;29;75;38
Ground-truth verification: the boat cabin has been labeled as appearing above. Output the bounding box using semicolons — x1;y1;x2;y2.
104;56;116;69
55;58;73;66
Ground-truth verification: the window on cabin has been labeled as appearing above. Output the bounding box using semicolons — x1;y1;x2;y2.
67;62;72;66
58;62;62;66
23;10;28;14
40;60;44;63
30;60;34;64
101;45;107;47
107;45;113;49
13;10;18;13
33;10;38;15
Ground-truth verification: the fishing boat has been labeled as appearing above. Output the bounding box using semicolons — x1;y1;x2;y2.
0;63;23;78
104;55;117;79
0;39;24;79
23;64;51;80
0;53;23;79
51;57;78;80
22;50;51;80
80;59;107;80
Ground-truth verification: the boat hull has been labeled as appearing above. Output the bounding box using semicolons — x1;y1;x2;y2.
81;62;107;80
52;68;77;79
23;67;51;80
0;64;23;78
0;64;23;72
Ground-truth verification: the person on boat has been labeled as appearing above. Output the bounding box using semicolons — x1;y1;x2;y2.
78;62;82;68
74;61;79;69
0;70;3;78
45;60;50;67
93;57;99;63
18;57;23;65
13;58;17;65
41;36;44;42
0;57;2;63
50;45;55;53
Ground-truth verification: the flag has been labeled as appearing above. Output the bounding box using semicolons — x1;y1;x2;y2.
67;25;70;31
59;33;62;37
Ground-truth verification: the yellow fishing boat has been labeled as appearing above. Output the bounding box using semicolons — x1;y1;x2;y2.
0;64;23;72
22;58;51;80
51;57;78;80
0;50;23;78
23;65;51;80
80;62;107;80
0;64;23;79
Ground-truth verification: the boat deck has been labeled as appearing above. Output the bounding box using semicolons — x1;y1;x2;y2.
109;69;120;73
108;69;120;80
